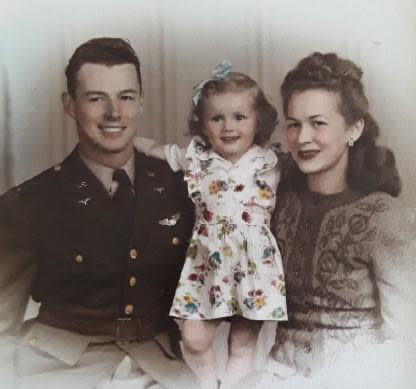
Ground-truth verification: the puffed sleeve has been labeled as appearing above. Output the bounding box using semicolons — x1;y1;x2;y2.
0;189;37;379
133;136;187;172
371;199;416;344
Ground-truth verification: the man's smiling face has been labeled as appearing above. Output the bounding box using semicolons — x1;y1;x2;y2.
64;63;142;166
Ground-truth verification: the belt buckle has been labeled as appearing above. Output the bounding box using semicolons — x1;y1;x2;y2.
115;317;141;343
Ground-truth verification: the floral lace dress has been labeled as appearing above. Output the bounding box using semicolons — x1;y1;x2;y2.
169;137;287;320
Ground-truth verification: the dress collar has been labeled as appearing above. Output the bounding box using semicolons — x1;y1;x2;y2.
193;137;276;164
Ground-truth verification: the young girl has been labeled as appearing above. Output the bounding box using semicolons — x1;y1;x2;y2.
136;62;287;388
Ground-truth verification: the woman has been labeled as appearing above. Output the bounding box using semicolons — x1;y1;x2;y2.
258;52;416;388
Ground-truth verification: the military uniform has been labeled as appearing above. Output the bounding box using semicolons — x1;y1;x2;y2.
0;147;199;388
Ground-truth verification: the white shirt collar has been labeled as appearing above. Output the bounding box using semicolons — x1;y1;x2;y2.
79;151;135;195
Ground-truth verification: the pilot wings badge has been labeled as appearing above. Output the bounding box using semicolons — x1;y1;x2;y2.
158;212;181;226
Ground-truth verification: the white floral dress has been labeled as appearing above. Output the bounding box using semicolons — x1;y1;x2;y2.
164;137;287;320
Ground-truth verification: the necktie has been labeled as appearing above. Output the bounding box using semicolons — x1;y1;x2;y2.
112;169;135;233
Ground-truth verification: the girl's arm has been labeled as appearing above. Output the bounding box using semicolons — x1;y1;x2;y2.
133;136;187;172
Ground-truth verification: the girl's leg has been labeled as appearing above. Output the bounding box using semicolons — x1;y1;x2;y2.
181;319;221;389
223;318;263;388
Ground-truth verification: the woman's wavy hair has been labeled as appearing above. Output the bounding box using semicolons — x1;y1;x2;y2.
189;72;278;146
280;52;401;196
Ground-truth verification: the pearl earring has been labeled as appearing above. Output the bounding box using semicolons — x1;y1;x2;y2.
348;138;354;147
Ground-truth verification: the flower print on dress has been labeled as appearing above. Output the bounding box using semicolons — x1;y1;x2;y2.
271;274;286;296
208;179;229;195
220;244;233;258
208;251;222;272
228;288;243;315
216;217;237;239
231;263;246;284
255;178;274;200
197;224;209;237
234;184;245;192
239;238;248;253
173;294;199;315
263;245;276;260
228;297;243;316
190;190;203;204
209;285;224;307
202;208;214;222
243;289;267;310
261;234;278;266
187;239;199;259
185;171;204;193
200;159;213;172
270;307;286;319
169;141;287;321
242;211;252;223
259;188;273;200
188;272;205;286
247;259;258;275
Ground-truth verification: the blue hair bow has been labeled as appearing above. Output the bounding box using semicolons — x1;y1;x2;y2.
192;60;232;106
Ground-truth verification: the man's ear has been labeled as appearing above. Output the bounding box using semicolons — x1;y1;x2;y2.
62;92;76;119
347;118;364;143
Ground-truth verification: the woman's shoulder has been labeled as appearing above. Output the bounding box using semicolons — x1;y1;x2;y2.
362;192;415;239
357;192;414;221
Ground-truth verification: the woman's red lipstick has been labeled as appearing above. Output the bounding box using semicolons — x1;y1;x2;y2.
298;150;319;160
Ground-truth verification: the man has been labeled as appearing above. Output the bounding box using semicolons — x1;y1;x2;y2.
0;37;198;388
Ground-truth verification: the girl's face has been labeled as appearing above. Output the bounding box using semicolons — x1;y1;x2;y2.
286;89;362;193
202;90;257;163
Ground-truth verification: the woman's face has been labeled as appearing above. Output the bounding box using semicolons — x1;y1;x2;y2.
286;89;359;193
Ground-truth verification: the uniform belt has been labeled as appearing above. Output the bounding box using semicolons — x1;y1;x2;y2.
37;303;169;343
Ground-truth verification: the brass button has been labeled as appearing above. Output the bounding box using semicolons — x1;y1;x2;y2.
53;164;62;172
129;248;138;259
172;237;180;245
75;254;83;263
303;342;312;353
28;335;38;345
129;276;137;287
125;304;134;315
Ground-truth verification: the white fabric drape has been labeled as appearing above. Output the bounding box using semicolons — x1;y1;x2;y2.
1;0;416;206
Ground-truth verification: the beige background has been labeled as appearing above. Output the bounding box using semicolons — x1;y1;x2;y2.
1;0;415;205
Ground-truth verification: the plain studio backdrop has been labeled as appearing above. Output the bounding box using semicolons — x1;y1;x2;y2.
1;0;416;206
1;0;415;385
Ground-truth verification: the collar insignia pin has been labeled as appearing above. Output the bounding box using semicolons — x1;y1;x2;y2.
77;181;88;189
77;197;92;206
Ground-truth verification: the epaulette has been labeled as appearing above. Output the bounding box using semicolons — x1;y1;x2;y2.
1;164;61;201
